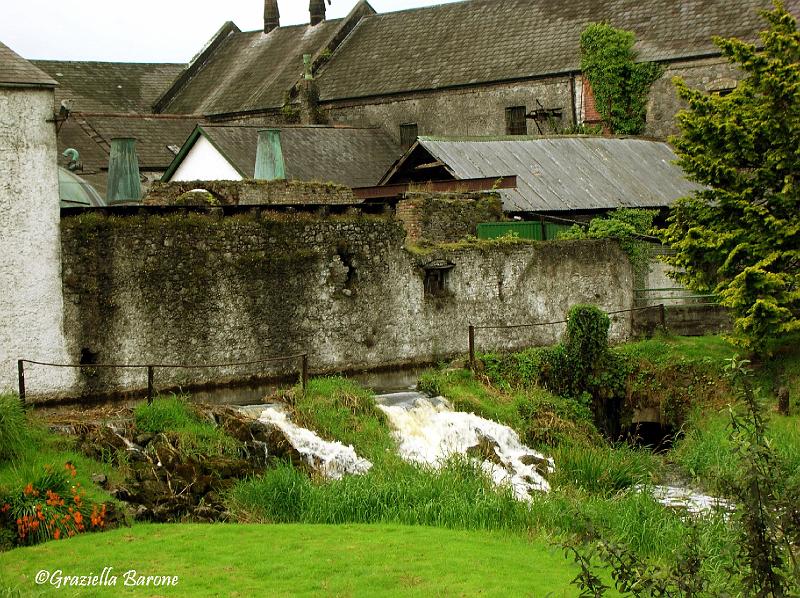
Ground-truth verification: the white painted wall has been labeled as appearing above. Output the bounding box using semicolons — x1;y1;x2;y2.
0;87;73;394
169;136;244;182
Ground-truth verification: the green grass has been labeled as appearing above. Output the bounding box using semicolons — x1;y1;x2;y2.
292;377;396;462
0;399;120;508
615;335;738;365
672;409;800;494
134;394;241;457
0;523;600;597
418;368;600;448
550;442;658;496
0;395;29;464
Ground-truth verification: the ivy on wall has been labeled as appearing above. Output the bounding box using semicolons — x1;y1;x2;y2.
580;23;664;135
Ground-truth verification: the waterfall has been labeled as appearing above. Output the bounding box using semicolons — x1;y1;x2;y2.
376;393;554;501
257;406;373;479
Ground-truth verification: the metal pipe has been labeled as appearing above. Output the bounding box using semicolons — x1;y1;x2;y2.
468;325;475;370
147;366;154;405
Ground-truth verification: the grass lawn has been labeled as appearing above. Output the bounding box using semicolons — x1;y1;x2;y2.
0;523;598;597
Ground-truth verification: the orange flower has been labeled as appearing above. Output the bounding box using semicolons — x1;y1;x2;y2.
23;483;34;496
73;511;83;526
1;503;10;514
53;529;61;540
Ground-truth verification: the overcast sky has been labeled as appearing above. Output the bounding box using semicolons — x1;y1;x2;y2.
3;0;463;63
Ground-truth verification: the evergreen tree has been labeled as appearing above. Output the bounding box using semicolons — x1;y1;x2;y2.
661;1;800;353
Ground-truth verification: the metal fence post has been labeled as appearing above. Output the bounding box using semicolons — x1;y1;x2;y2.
301;354;309;393
147;366;154;405
468;325;475;370
17;360;25;405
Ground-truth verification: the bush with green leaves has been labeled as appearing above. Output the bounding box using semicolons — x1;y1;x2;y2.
558;209;657;277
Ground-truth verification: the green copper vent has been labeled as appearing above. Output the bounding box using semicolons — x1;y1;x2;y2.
254;129;286;181
107;138;142;205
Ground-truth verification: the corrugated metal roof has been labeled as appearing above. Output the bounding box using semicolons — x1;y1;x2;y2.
416;137;703;212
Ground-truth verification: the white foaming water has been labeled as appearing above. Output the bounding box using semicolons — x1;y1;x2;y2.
257;406;372;479
376;394;554;501
644;485;733;515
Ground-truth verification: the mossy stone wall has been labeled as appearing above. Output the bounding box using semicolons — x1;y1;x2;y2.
54;210;634;400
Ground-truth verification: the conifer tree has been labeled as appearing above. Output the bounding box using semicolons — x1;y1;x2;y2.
661;1;800;353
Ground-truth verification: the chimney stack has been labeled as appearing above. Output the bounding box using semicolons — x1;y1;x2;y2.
255;129;286;181
264;0;280;33
310;0;326;26
107;138;142;205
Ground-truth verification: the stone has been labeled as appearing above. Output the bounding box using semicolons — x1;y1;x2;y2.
91;473;108;487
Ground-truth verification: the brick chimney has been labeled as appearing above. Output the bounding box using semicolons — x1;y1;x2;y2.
264;0;280;33
310;0;326;26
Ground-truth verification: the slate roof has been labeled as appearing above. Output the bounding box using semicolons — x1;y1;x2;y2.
318;0;798;101
58;115;202;196
160;21;344;116
33;61;184;113
384;137;704;213
0;41;57;88
166;125;402;188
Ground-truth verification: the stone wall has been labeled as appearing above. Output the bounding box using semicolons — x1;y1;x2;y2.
145;179;356;206
323;77;576;145
0;87;73;394
49;210;634;400
321;57;741;143
396;192;504;243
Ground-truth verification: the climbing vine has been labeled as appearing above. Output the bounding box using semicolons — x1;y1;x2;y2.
580;23;663;135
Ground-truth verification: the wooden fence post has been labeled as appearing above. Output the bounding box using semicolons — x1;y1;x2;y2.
301;354;309;393
147;366;154;405
468;325;475;370
17;360;25;405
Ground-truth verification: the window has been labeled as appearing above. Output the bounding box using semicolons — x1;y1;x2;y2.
505;106;527;135
423;260;454;298
400;123;419;149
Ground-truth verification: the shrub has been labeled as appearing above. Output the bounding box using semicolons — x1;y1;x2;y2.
0;463;110;547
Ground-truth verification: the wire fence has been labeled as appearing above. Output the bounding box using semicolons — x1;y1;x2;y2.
467;304;666;368
17;353;309;406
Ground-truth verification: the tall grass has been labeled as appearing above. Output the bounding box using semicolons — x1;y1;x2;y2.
550;442;658;496
134;394;241;457
0;394;30;463
673;409;800;493
291;377;395;462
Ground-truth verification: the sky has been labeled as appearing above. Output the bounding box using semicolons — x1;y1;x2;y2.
2;0;463;63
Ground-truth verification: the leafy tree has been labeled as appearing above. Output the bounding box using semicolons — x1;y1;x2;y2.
580;24;663;135
661;2;800;354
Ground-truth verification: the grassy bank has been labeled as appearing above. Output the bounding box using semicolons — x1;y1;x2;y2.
0;523;601;597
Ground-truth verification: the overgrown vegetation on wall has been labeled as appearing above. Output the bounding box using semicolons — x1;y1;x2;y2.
558;209;657;278
580;23;664;135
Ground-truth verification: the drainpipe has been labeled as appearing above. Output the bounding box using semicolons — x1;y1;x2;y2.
264;0;280;33
106;138;142;205
255;129;286;181
310;0;326;25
